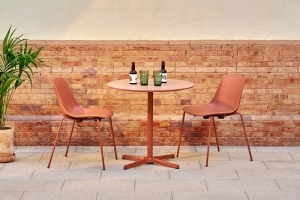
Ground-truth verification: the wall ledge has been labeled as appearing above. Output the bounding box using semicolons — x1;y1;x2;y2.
6;115;299;122
1;40;300;45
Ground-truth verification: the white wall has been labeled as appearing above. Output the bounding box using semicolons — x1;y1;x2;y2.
1;0;300;40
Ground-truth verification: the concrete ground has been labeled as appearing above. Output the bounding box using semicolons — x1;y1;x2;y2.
1;145;300;200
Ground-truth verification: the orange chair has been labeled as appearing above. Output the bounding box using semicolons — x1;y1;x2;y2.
176;74;253;167
48;78;118;169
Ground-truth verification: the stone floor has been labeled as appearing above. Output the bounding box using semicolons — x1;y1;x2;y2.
1;145;300;200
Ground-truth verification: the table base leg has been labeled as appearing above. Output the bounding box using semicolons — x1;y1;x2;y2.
122;154;179;170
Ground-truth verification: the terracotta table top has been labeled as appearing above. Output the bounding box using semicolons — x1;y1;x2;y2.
107;79;194;92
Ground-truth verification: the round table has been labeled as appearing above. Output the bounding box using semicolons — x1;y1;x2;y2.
107;79;194;169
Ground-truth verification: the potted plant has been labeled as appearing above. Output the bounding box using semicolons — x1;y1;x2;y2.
0;27;43;162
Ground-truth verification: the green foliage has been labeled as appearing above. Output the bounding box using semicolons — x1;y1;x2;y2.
0;27;43;129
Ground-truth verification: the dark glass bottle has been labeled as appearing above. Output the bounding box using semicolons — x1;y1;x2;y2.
160;61;167;83
129;62;137;84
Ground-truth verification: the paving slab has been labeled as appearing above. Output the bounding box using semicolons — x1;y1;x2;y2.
173;191;248;200
15;146;76;153
21;191;97;200
246;191;300;200
198;146;254;153
200;160;266;170
174;151;230;162
62;179;134;191
177;146;197;153
41;152;102;162
0;180;64;192
170;169;238;180
96;191;172;200
255;146;300;153
276;179;300;191
3;158;70;171
101;169;169;180
264;161;300;170
229;152;293;162
135;179;207;192
237;169;300;179
289;152;300;161
0;169;33;180
206;179;280;191
11;152;44;161
0;192;23;200
32;168;102;180
172;160;201;170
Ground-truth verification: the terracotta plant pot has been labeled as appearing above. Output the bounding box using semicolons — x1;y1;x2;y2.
0;127;15;163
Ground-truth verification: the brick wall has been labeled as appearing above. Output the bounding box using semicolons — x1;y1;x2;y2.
2;40;300;146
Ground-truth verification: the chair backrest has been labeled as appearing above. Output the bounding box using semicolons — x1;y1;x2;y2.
212;74;245;113
52;78;80;118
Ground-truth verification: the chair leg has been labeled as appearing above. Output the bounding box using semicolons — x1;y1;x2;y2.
48;118;65;168
176;112;186;157
96;119;105;170
212;117;220;152
65;120;75;157
237;113;253;161
206;117;213;167
109;117;118;160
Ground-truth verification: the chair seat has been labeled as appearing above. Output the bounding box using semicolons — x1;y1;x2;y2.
177;74;253;167
66;106;114;119
183;100;234;116
48;78;118;170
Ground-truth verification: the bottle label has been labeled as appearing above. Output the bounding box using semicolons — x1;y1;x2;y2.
161;73;167;83
129;74;137;84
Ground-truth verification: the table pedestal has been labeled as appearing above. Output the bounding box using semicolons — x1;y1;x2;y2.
122;92;179;170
